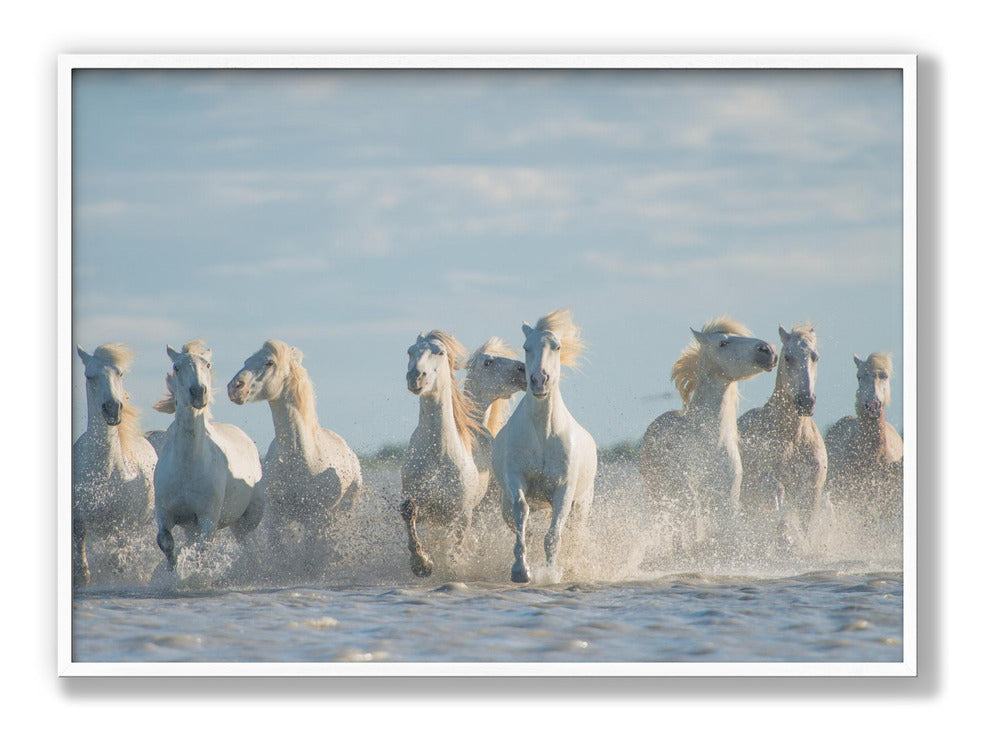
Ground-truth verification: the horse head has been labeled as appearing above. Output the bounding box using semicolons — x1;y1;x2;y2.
776;324;819;416
228;339;298;405
690;325;777;383
77;343;131;426
165;341;214;412
854;352;893;419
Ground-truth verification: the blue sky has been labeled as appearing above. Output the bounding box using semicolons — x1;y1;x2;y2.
72;68;904;453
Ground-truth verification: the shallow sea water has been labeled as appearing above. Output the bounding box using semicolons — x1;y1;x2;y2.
71;463;904;664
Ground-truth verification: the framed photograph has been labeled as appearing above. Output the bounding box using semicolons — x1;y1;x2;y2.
58;53;916;676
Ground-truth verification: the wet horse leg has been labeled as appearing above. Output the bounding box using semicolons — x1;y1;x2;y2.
400;497;433;577
72;515;90;587
510;489;530;583
544;485;572;576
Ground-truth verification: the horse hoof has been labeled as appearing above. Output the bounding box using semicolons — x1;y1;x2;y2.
511;566;530;584
411;555;433;578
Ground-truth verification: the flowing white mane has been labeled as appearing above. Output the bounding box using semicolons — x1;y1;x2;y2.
468;336;519;437
533;308;586;367
672;316;752;407
261;339;319;435
423;329;479;453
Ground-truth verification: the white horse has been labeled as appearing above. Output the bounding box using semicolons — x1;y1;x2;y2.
227;339;363;572
73;344;157;586
639;317;777;548
464;337;527;497
152;340;264;570
738;324;831;548
401;330;482;577
824;352;903;517
491;309;597;584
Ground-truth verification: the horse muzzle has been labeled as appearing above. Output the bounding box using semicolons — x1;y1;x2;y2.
794;394;816;416
227;377;249;404
756;342;778;370
406;370;426;394
863;399;883;418
513;363;528;392
101;401;123;426
189;386;208;409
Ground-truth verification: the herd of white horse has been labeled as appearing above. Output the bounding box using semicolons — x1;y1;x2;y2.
72;309;903;587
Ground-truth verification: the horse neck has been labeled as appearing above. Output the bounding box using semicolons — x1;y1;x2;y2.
687;374;740;447
85;401;130;466
268;386;319;460
170;404;211;458
417;382;467;456
855;409;890;454
525;384;566;439
766;382;807;434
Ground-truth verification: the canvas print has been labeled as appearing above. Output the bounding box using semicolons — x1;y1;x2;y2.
64;59;912;671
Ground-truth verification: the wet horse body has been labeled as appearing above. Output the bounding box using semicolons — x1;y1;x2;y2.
73;344;157;586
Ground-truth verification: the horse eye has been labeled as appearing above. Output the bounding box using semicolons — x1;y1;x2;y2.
517;365;525;373
172;363;180;372
206;363;212;370
812;353;820;362
719;340;729;348
484;358;493;367
265;359;275;367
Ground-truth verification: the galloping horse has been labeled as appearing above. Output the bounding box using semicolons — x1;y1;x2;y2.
73;343;157;586
824;352;903;518
464;337;527;499
639;317;777;549
228;340;362;574
152;341;264;570
491;309;597;583
738;324;830;549
400;330;482;577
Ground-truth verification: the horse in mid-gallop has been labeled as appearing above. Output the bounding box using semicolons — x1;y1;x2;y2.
464;337;527;498
152;340;264;571
491;309;597;583
738;324;831;550
639;317;777;550
400;330;482;577
227;340;363;574
73;343;157;587
824;352;903;518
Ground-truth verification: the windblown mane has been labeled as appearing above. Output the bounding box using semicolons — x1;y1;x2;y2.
672;316;752;407
261;339;319;434
534;308;585;367
152;339;215;416
424;330;479;453
91;343;143;460
468;336;519;437
786;322;817;346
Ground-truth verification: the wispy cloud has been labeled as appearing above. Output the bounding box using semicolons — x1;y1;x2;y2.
208;256;327;278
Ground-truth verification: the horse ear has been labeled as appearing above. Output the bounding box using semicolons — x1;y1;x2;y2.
690;328;706;344
76;344;92;365
166;345;180;361
853;354;863;367
290;346;304;364
778;325;791;343
521;322;533;338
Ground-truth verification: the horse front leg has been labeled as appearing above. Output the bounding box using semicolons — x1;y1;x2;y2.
156;524;177;569
509;488;531;583
400;497;433;577
544;485;573;578
72;515;90;587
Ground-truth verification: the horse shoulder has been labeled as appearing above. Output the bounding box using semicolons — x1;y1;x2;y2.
207;422;263;484
884;423;904;462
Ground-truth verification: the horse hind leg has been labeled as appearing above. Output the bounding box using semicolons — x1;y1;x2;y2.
400;497;433;577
